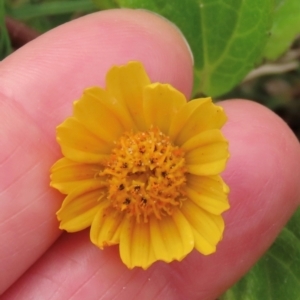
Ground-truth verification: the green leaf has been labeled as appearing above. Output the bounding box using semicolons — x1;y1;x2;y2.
221;207;300;300
263;0;300;60
0;0;12;60
7;0;97;20
93;0;118;10
115;0;274;96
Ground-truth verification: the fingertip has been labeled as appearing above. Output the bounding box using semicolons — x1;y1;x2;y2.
221;99;300;214
0;9;194;110
0;10;194;293
220;98;300;256
162;99;300;300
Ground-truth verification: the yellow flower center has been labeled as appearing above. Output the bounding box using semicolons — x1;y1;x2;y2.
102;128;187;223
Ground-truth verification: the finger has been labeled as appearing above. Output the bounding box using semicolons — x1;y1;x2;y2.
0;9;193;293
3;100;300;300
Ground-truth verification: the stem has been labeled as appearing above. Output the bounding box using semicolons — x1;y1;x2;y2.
244;48;300;82
244;61;299;82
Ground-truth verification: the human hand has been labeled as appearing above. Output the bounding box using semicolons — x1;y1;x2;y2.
1;9;299;300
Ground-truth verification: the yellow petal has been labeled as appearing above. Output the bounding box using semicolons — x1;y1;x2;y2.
185;139;229;176
143;83;186;134
90;201;123;249
50;158;102;194
188;174;230;195
149;209;194;263
181;200;224;255
73;89;124;143
119;210;194;269
186;174;230;215
171;98;227;145
57;181;106;232
106;61;151;131
181;129;227;152
169;97;211;142
119;217;156;270
84;87;135;132
57;117;111;163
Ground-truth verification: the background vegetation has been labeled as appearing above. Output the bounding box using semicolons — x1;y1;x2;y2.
1;0;300;298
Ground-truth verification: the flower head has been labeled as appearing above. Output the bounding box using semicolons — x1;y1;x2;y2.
50;61;230;269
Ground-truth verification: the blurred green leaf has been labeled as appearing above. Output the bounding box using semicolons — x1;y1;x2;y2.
115;0;274;97
7;0;97;20
0;0;12;60
263;0;300;60
93;0;118;10
221;207;300;300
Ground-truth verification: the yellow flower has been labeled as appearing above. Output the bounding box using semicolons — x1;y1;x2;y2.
50;61;230;269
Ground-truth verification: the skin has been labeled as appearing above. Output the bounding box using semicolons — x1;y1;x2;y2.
0;9;300;300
